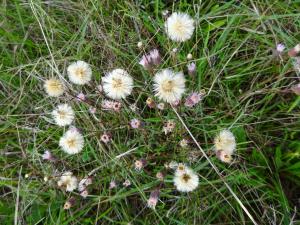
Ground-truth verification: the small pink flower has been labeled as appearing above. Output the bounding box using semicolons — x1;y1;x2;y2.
134;159;146;171
102;99;114;110
76;92;86;101
89;107;96;114
112;101;122;112
101;132;111;143
170;100;180;107
130;119;142;129
149;49;161;65
101;100;121;112
276;43;285;53
184;92;204;107
147;189;160;209
156;172;164;181
139;49;161;70
187;62;196;76
80;190;88;198
139;55;152;70
157;103;165;110
42;150;55;161
109;180;117;189
123;179;131;187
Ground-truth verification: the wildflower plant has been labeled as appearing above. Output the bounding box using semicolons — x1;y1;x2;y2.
2;1;300;225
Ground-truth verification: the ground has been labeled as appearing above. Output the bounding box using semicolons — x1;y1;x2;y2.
1;0;300;224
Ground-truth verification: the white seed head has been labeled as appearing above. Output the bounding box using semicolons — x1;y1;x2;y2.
153;69;185;103
52;104;74;127
165;12;195;42
102;69;134;100
59;128;84;154
44;78;64;97
67;61;92;85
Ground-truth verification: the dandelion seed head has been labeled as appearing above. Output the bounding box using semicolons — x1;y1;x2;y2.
52;104;74;127
153;69;185;103
59;128;84;154
44;78;64;97
184;92;203;107
165;12;195;42
214;129;236;155
102;69;133;100
67;61;92;85
58;172;78;192
173;166;199;192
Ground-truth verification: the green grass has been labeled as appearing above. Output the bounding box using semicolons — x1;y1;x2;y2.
1;0;300;224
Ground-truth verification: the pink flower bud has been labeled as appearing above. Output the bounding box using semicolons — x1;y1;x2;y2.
42;150;55;161
76;92;86;102
187;62;196;76
149;49;161;65
184;92;204;107
147;189;160;209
